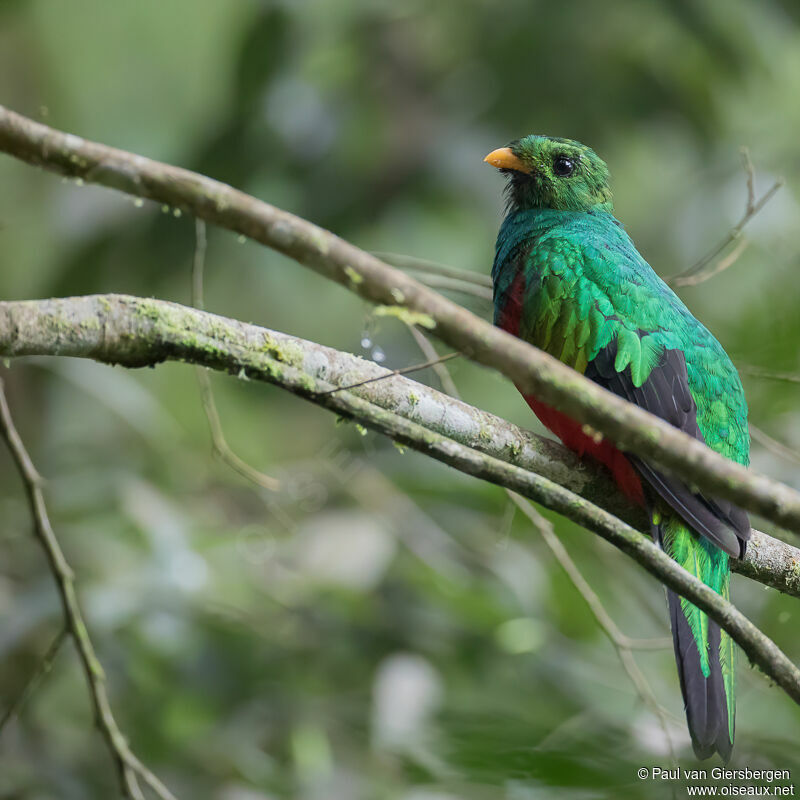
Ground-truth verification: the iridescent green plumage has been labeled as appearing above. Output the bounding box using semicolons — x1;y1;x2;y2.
489;135;750;760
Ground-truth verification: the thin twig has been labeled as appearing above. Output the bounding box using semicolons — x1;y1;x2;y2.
195;369;281;490
623;636;675;651
670;237;749;289
375;251;493;302
750;423;800;468
341;461;468;577
407;326;460;397
0;380;178;800
373;251;493;288
405;272;494;302
739;364;800;386
191;217;207;309
508;493;680;765
0;627;67;736
191;218;280;491
317;351;460;395
668;147;783;287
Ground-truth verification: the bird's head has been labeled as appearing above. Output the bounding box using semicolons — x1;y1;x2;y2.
485;135;613;214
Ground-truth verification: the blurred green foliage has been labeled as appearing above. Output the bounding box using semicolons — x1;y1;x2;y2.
1;1;800;798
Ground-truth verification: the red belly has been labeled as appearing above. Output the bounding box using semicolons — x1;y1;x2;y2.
522;393;645;505
497;270;644;505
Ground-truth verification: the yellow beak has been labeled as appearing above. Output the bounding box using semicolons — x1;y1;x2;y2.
483;147;530;173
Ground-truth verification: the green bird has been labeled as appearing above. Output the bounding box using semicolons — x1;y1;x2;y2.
486;135;750;761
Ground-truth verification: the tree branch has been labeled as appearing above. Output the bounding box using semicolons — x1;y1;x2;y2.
2;294;800;707
2;106;800;538
0;379;178;800
190;218;281;491
667;147;783;287
0;627;67;736
508;493;679;765
0;293;796;597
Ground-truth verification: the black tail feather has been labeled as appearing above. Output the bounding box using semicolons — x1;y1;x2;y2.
667;588;733;761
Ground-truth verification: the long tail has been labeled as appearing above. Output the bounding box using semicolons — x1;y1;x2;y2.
656;512;735;761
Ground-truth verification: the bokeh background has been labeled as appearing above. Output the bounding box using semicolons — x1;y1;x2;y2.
1;1;800;798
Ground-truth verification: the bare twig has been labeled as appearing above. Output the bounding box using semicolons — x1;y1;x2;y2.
751;423;800;468
373;251;493;288
668;147;783;287
318;351;460;395
6;108;795;536
0;380;178;800
374;252;493;301
195;369;281;491
0;627;67;736
739;365;800;386
405;273;494;302
191;217;207;309
407;326;460;397
508;493;679;765
670;238;750;289
191;218;280;491
342;462;468;577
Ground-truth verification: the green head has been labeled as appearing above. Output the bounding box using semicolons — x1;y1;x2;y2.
485;135;613;213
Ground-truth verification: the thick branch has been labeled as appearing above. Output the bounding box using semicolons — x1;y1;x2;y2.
2;295;800;707
1;294;797;598
2;107;800;538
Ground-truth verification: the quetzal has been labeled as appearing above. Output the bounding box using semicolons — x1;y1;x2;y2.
485;135;750;761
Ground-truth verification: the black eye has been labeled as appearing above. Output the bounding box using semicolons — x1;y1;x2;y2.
553;156;575;177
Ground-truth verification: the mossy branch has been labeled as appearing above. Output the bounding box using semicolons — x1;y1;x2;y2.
1;293;800;706
2;105;800;538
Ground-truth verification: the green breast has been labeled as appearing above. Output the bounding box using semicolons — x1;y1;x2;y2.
493;208;749;466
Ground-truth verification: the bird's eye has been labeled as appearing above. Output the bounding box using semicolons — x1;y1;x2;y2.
553;156;575;177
